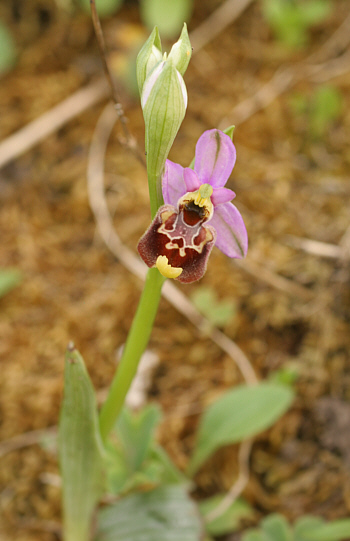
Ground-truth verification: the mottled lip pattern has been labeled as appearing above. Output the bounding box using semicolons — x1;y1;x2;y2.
138;129;248;283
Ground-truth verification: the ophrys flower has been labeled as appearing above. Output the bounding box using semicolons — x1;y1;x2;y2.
138;129;248;283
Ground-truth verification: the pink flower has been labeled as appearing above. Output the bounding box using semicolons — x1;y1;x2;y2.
138;129;247;283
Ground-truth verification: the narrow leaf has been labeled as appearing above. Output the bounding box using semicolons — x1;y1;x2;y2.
116;404;161;472
188;383;294;475
149;443;188;485
95;485;202;541
59;344;106;541
297;519;350;541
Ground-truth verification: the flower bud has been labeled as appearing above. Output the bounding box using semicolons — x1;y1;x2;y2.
141;51;189;217
167;24;192;76
137;26;192;217
136;26;162;96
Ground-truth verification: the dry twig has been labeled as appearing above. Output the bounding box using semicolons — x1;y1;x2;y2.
285;235;349;261
235;258;314;301
0;78;108;170
0;426;57;458
90;0;145;167
206;439;252;523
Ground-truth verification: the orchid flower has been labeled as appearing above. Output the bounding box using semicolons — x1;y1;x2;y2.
138;129;248;283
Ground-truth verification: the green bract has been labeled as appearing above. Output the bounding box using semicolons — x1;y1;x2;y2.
167;23;192;76
136;26;162;95
138;25;191;217
143;61;187;216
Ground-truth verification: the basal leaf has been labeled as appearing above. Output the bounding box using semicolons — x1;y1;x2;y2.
262;513;293;541
95;485;202;541
296;518;350;541
59;345;106;541
116;404;161;472
294;517;324;541
188;382;294;475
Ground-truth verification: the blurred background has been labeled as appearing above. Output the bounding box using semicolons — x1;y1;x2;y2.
0;0;349;539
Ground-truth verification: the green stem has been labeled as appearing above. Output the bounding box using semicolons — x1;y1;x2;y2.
99;267;165;442
148;169;163;218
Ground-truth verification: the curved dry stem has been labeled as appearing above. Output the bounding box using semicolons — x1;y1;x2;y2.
205;439;253;523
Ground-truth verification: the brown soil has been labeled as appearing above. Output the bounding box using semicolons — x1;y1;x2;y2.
1;1;350;539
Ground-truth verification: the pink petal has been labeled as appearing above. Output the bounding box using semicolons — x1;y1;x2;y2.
211;187;236;206
183;167;201;192
194;129;236;188
210;202;248;258
162;160;186;206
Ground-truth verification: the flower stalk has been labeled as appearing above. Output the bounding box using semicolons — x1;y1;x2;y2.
99;268;165;442
97;27;192;443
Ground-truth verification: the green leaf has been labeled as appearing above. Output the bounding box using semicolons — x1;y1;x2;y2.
263;0;332;49
95;485;203;541
190;286;236;328
296;518;350;541
140;0;194;39
262;514;293;541
188;382;294;475
268;367;298;387
310;85;342;137
148;443;188;485
105;441;187;496
243;530;270;541
116;404;162;472
294;517;325;541
300;0;331;25
199;495;253;536
105;441;130;495
105;411;186;496
59;345;106;541
0;269;22;298
0;21;16;75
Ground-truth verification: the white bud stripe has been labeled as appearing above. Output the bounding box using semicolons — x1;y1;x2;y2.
177;71;188;109
141;61;165;109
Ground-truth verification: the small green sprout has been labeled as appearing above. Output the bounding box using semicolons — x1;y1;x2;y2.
191;286;237;328
262;0;332;49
